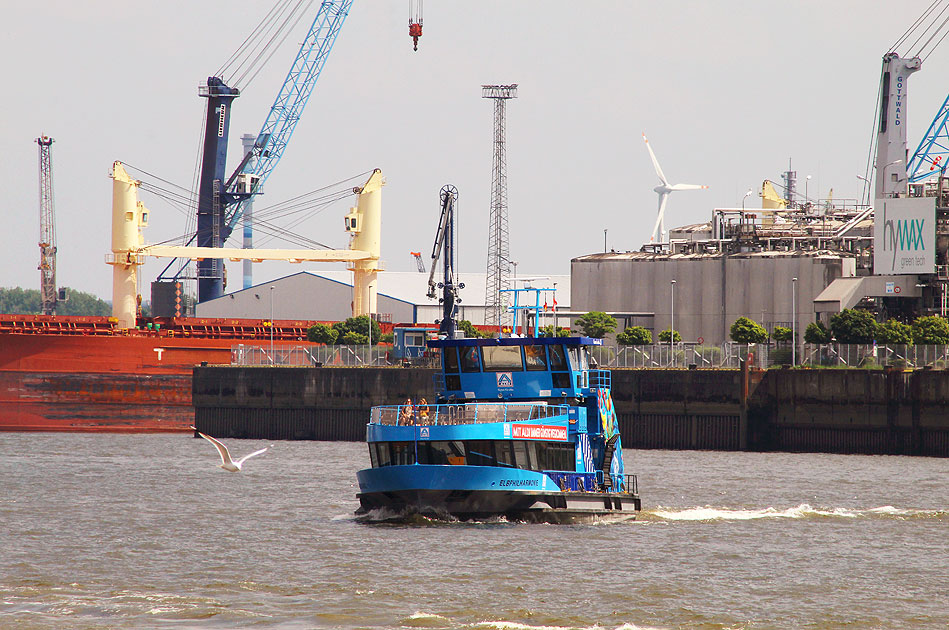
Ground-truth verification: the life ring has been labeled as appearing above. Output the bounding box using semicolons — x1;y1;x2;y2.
697;336;704;344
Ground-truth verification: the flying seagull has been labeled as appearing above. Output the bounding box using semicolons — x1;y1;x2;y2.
192;427;268;472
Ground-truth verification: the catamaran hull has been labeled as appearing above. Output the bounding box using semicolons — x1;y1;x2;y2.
355;465;641;523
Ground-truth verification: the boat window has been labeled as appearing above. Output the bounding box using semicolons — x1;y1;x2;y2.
373;442;391;467
466;440;496;466
482;346;523;372
548;345;568;371
390;442;415;466
534;441;575;471
460;346;482;373
568;347;588;372
421;441;466;465
513;440;532;469
443;346;460;373
495;441;515;467
523;345;547;371
445;375;461;391
552;373;571;388
369;443;378;468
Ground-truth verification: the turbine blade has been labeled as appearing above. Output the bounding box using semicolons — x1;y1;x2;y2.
670;183;708;191
651;193;669;242
642;133;669;186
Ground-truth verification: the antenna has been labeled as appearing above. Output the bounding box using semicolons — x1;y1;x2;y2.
483;84;518;329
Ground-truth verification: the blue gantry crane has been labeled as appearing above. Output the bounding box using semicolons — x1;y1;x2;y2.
160;0;354;303
908;93;949;184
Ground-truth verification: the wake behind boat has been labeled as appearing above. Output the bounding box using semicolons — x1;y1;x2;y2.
355;335;641;523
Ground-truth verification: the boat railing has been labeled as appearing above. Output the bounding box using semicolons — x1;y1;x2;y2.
585;369;611;390
370;402;570;426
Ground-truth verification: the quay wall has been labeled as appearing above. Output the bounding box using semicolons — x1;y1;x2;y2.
193;366;949;457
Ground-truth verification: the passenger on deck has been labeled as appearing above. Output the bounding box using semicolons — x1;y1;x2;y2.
400;398;414;425
417;397;429;424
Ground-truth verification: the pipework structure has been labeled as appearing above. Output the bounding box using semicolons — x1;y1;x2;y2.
482;84;517;329
37;135;58;315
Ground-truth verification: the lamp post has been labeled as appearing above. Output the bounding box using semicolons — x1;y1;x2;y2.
741;189;753;210
269;286;275;365
805;175;812;204
670;279;676;364
791;277;798;367
881;159;903;197
604;229;608;252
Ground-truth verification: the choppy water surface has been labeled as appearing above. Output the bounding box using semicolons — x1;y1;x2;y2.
0;434;946;629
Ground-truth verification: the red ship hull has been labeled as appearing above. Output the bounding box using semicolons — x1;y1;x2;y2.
0;314;319;432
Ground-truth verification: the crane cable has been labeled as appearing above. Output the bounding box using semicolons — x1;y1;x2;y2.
215;0;313;90
123;164;369;252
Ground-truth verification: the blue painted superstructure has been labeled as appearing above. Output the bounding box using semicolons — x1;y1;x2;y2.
355;336;641;522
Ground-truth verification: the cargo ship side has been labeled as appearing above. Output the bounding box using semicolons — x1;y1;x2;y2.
0;314;317;432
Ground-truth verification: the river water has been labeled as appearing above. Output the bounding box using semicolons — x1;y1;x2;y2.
0;433;945;629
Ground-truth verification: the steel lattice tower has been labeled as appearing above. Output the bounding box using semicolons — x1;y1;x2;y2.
37;135;58;316
482;84;517;329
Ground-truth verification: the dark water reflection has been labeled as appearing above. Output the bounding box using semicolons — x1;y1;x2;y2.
1;434;946;629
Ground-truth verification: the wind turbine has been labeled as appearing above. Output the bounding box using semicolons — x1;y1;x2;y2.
643;133;708;243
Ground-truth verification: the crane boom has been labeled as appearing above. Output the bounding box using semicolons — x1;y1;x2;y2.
37;135;58;316
225;0;354;232
172;1;354;303
427;185;462;338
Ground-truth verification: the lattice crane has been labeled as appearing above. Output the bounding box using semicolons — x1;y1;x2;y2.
159;1;354;303
37;135;59;315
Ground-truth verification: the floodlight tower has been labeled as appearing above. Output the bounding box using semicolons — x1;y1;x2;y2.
37;135;58;315
482;84;517;329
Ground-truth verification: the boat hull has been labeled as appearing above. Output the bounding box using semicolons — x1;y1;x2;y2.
355;465;641;523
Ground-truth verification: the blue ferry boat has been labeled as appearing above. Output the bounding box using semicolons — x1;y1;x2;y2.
355;336;642;522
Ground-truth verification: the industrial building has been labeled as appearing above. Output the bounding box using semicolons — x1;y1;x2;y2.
195;270;570;327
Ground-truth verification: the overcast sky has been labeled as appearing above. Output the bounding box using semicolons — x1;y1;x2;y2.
4;1;949;302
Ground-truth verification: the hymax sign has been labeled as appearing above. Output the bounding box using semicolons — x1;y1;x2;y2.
874;197;935;275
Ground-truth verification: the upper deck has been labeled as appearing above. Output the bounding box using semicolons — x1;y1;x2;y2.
427;336;610;401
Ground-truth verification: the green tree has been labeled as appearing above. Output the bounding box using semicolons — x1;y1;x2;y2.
911;315;949;345
0;286;110;316
616;326;652;345
876;319;913;345
306;323;338;344
730;317;768;343
539;325;570;338
804;321;832;344
339;330;369;345
657;328;682;343
830;309;877;344
772;326;792;342
378;332;394;344
574;311;617;338
332;315;381;345
458;319;489;338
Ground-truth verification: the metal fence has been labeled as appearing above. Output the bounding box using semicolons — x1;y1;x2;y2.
592;343;949;369
231;342;949;370
230;344;438;367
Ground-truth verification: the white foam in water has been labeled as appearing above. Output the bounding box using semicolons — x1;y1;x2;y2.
474;622;672;630
649;503;945;521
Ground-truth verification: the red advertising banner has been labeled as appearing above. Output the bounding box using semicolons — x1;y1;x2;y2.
511;424;568;441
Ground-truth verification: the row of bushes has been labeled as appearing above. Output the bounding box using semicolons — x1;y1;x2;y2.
606;309;949;346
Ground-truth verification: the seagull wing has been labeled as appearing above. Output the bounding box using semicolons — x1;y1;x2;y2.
234;447;268;467
197;431;234;467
